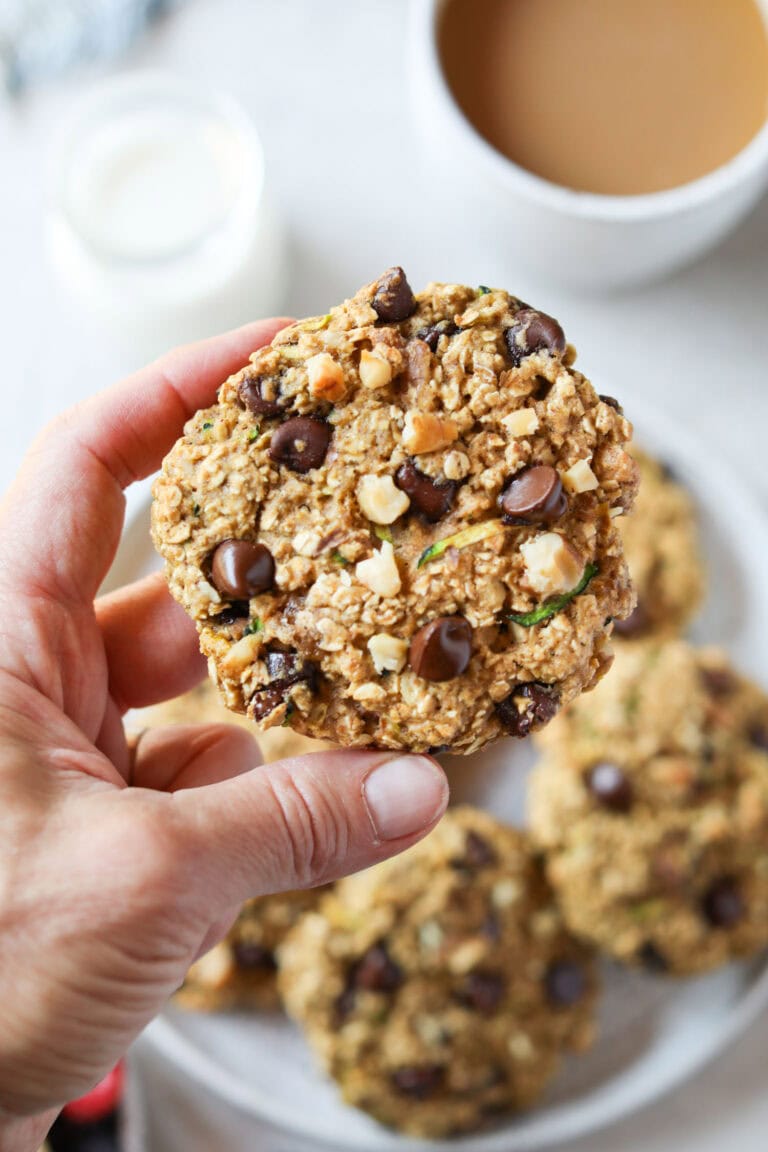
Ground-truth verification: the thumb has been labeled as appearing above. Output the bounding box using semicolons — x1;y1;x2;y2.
166;747;449;908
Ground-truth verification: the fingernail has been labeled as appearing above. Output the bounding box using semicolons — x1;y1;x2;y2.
363;755;448;841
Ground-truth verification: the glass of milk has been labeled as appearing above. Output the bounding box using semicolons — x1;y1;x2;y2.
48;71;288;363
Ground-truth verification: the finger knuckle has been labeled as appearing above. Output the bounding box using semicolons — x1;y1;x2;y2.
263;768;349;887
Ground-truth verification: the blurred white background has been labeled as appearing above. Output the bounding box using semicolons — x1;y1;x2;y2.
0;2;767;1150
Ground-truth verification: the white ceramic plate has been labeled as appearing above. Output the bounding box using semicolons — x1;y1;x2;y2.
114;402;768;1151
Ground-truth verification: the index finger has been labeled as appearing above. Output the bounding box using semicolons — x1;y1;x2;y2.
0;318;291;606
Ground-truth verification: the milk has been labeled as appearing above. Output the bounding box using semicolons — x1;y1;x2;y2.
48;73;288;363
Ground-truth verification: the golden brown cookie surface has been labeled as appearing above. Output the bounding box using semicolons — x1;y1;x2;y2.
278;807;597;1138
614;447;705;639
152;269;638;752
530;640;768;974
176;890;327;1011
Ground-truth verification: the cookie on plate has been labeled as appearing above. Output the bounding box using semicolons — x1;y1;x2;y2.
530;640;768;974
613;446;705;639
151;268;638;753
278;807;597;1138
176;890;327;1011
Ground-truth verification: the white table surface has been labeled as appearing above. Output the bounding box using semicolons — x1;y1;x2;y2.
1;1;767;1149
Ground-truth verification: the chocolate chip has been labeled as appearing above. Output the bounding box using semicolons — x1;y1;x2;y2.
232;942;277;972
216;601;250;624
456;969;506;1014
585;762;634;812
334;986;357;1022
612;601;651;637
371;266;416;323
700;667;735;697
249;683;293;722
248;660;316;723
498;465;567;525
269;416;331;473
351;944;403;993
749;724;768;753
409;616;472;681
599;394;623;414
415;319;459;351
702;877;745;928
210;540;275;599
239;374;284;417
481;913;502;942
266;651;300;680
395;459;458;521
496;683;559;738
531;374;554;401
544;960;586;1007
391;1064;445;1099
464;830;497;869
505;308;566;367
637;942;668;973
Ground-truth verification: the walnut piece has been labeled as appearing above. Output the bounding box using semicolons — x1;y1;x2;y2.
367;632;408;674
520;532;585;595
402;411;458;455
562;458;599;494
220;633;263;677
502;407;539;437
355;540;402;598
356;474;410;524
307;352;346;402
359;348;393;390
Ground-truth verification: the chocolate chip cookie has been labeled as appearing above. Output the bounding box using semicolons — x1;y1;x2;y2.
176;890;327;1011
152;269;638;753
278;807;597;1138
613;446;705;639
529;640;768;974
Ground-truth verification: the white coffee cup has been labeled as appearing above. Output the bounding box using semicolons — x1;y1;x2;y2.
409;0;768;290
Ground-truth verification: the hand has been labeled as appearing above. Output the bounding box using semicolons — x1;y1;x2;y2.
0;323;448;1151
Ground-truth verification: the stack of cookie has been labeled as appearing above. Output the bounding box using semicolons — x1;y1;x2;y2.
612;447;705;640
139;683;601;1136
146;270;768;1138
529;451;768;976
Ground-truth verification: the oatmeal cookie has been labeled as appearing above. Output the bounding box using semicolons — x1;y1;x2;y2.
530;640;768;974
614;446;705;638
152;268;638;753
278;807;597;1138
176;889;326;1011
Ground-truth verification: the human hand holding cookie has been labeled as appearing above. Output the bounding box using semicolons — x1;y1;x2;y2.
0;320;448;1152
